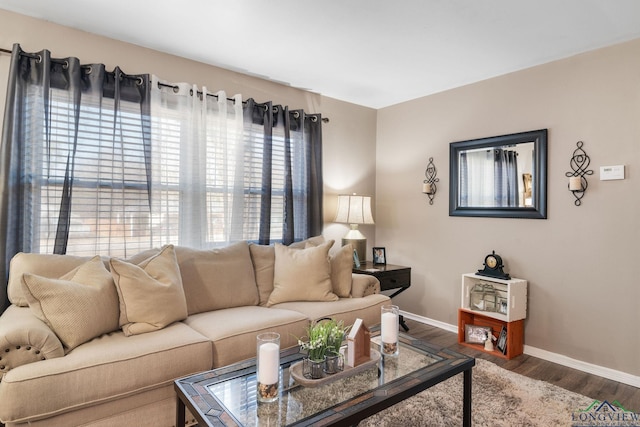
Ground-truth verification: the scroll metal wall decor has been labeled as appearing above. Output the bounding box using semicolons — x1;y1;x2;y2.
422;157;439;205
565;141;593;206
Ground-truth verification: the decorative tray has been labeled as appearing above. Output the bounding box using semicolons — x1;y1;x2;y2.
289;348;381;388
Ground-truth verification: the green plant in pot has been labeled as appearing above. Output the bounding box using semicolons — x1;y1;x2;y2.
326;319;349;354
299;321;329;361
325;319;349;374
298;318;350;378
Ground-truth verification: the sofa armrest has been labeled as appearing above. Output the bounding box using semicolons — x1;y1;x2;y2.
351;273;380;298
0;305;64;376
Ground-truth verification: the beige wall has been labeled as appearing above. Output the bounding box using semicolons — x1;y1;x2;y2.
0;9;377;255
376;38;640;376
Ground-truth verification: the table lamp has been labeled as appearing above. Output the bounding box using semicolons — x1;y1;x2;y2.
334;194;374;263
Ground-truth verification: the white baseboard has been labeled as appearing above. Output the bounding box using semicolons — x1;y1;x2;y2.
401;311;458;333
400;310;640;389
523;345;640;389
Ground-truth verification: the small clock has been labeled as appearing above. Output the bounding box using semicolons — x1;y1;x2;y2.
477;251;511;280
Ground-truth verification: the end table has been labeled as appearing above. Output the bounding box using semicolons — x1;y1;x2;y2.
353;261;411;331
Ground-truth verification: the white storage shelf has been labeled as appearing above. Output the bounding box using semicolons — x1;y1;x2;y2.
461;273;527;322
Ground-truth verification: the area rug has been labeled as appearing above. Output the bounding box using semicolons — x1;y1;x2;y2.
360;358;594;427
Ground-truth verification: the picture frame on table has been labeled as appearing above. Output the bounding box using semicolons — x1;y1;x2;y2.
464;325;492;344
373;247;386;265
496;326;508;354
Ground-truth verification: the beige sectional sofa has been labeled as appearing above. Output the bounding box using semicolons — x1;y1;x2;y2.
0;238;389;427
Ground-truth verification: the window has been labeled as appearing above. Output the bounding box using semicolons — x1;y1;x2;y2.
3;51;322;263
35;88;153;257
30;86;315;257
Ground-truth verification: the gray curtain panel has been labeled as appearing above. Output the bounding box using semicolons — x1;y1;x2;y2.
494;149;519;207
244;100;323;246
0;44;150;310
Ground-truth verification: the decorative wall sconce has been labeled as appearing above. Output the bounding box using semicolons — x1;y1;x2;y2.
422;157;439;205
565;141;593;206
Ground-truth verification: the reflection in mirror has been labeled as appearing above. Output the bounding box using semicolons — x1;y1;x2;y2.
449;129;547;219
459;142;534;208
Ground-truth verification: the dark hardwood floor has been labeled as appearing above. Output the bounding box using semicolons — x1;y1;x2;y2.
403;318;640;412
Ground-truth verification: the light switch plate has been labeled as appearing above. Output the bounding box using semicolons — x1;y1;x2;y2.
600;165;625;180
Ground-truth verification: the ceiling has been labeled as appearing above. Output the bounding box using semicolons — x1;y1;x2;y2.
2;0;640;109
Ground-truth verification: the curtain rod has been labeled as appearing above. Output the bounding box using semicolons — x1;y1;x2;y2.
156;81;328;122
0;47;329;123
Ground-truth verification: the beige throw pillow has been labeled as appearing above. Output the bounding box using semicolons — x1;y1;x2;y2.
110;245;187;336
268;241;338;306
8;253;95;307
303;241;351;298
21;256;119;351
288;235;325;249
330;244;354;298
175;241;259;314
248;243;276;306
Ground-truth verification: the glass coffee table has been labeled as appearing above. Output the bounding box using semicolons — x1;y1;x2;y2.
175;330;475;427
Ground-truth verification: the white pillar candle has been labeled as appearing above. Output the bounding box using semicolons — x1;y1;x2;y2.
258;342;279;385
569;176;582;191
422;182;432;194
381;312;398;343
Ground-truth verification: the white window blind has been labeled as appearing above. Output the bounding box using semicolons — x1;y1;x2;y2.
29;80;309;257
36;88;153;257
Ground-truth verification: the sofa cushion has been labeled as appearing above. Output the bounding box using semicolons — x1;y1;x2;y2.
248;243;275;306
267;241;338;306
0;322;211;424
110;245;188;336
175;241;259;314
21;256;119;351
249;239;350;305
183;306;309;368
7;253;96;307
299;237;352;298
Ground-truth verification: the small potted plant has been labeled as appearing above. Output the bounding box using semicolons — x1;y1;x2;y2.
325;319;349;374
298;318;350;378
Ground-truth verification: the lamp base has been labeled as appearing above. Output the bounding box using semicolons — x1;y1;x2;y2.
342;238;366;264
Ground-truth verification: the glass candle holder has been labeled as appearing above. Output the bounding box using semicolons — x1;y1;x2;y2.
324;350;344;375
381;305;399;357
256;332;280;402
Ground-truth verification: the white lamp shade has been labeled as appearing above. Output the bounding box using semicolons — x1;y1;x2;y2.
334;194;375;225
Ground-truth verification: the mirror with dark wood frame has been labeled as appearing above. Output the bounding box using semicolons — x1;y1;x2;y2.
449;129;548;219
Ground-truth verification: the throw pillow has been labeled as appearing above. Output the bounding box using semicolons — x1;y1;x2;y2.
248;243;275;306
174;241;259;314
288;235;325;249
110;245;188;336
8;253;94;307
267;241;338;306
330;243;354;298
21;256;120;351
